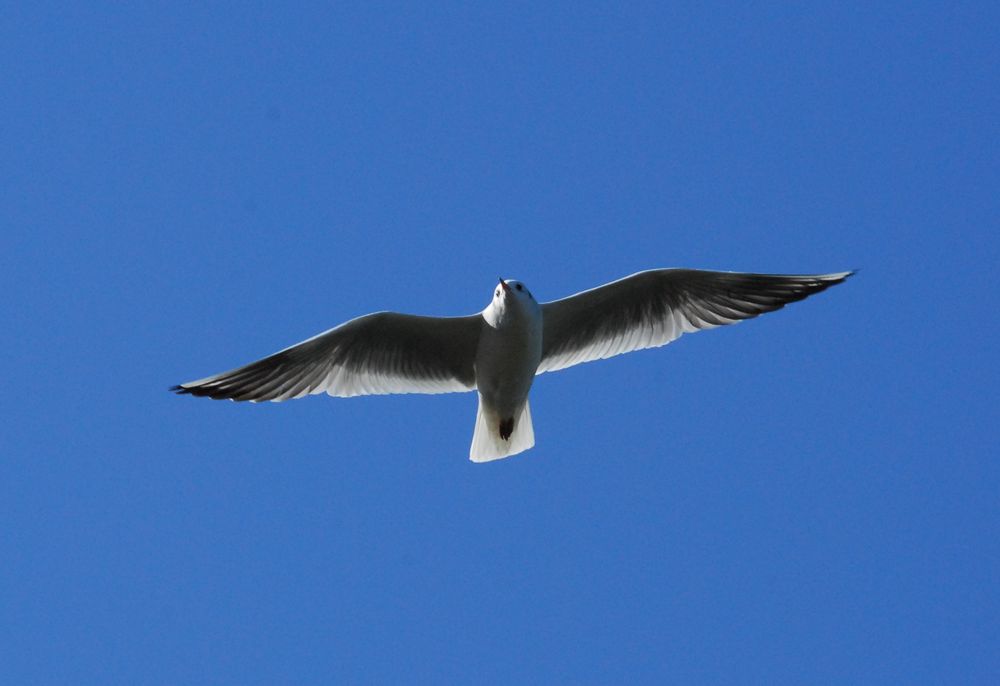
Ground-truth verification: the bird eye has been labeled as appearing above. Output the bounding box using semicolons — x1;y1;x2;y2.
516;284;523;291
495;290;500;297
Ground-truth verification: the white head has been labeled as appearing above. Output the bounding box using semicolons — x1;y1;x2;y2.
485;278;539;325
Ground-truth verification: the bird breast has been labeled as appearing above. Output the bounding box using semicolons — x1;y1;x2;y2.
475;309;543;413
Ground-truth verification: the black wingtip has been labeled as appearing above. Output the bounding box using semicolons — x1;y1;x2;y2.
169;384;191;395
824;270;856;285
835;269;858;286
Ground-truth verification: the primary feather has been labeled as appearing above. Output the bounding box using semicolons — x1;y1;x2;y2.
172;312;481;401
538;270;852;373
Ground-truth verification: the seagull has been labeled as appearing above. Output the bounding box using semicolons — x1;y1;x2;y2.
172;269;853;461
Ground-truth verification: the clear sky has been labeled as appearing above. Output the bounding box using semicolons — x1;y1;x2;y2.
2;3;997;684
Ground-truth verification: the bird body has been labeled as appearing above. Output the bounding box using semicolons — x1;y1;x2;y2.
471;279;543;460
173;269;853;461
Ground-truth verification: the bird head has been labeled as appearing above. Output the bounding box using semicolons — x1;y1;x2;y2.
494;278;534;306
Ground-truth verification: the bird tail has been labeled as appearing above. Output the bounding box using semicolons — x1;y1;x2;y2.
469;395;535;463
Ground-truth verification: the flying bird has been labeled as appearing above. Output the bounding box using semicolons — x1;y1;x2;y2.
172;269;852;462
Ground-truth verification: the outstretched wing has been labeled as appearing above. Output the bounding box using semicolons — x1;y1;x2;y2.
172;312;483;401
538;269;852;374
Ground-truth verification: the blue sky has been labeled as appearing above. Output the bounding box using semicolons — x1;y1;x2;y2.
2;2;997;683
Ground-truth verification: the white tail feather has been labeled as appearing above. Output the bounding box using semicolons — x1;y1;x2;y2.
469;395;535;462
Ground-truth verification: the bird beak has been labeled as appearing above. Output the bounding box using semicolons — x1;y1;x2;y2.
498;278;510;292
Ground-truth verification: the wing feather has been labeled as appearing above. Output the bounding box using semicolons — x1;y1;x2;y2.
538;269;852;374
172;311;482;401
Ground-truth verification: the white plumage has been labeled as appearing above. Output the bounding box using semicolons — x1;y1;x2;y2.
173;269;853;461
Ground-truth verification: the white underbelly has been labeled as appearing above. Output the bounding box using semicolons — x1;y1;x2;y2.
475;324;542;416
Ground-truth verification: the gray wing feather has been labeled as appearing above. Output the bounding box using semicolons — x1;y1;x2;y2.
538;269;852;374
173;312;482;401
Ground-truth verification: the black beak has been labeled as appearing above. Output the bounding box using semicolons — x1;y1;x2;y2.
498;278;510;292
